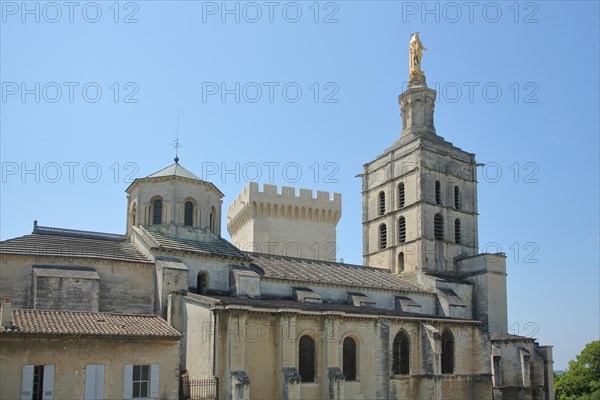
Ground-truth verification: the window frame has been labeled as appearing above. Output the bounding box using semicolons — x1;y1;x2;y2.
299;335;316;383
441;330;455;374
342;336;358;381
132;365;150;399
152;198;163;225
184;200;195;227
378;191;386;216
379;223;387;249
392;330;410;375
398;183;405;208
434;213;444;241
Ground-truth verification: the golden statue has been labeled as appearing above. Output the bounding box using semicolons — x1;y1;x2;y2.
409;32;427;76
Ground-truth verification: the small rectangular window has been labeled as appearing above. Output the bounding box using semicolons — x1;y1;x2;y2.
133;365;150;398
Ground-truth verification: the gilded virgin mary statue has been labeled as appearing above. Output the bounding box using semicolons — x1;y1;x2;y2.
409;33;427;76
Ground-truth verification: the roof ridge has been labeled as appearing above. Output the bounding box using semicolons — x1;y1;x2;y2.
13;308;160;318
33;224;126;242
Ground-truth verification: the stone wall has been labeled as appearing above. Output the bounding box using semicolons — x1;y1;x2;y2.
0;255;155;314
0;336;180;400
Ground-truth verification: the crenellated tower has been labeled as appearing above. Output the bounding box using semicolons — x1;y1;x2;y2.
227;182;341;261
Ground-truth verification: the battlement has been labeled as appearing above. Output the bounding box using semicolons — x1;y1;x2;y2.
226;182;342;238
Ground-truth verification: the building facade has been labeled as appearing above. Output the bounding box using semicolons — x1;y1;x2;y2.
0;41;554;400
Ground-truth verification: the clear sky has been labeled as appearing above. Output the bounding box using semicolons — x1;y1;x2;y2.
1;0;598;370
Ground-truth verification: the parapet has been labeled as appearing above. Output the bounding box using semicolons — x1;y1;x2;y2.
227;182;342;237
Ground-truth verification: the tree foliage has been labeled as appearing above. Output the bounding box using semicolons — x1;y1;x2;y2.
555;341;600;400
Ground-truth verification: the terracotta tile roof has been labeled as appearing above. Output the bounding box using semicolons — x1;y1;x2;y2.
0;226;152;264
1;309;181;339
148;231;247;260
246;252;427;293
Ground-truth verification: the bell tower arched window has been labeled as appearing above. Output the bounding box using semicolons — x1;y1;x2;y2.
454;219;462;244
398;216;406;243
454;186;461;210
434;213;444;240
398;252;405;273
378;191;386;216
152;199;163;225
398;183;405;208
184;201;194;227
435;181;442;205
379;223;387;249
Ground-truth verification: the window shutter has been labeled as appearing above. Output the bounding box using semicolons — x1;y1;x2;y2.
42;365;55;400
123;365;133;399
85;365;105;400
84;365;96;400
95;365;104;399
20;365;34;400
150;364;160;398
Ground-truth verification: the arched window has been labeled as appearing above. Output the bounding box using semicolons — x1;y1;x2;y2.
184;201;194;226
398;252;405;273
434;213;444;240
152;199;163;225
299;335;315;382
130;203;137;227
196;271;208;294
454;219;461;244
378;191;386;216
209;206;216;234
435;181;442;205
454;186;461;210
441;330;454;374
392;330;410;375
398;216;406;243
398;183;405;208
342;337;357;381
379;224;387;249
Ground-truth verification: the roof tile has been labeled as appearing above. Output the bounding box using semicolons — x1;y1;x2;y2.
1;309;180;339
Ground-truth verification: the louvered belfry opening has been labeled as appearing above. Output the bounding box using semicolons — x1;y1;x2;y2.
434;214;444;240
379;223;387;249
398;217;406;243
454;219;461;244
454;186;461;210
378;191;386;215
435;181;441;205
398;183;405;208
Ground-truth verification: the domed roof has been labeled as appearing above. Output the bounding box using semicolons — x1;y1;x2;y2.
146;162;202;181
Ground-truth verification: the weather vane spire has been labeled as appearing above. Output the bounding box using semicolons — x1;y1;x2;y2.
173;107;181;164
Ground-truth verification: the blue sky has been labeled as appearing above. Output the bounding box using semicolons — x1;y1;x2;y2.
1;1;598;370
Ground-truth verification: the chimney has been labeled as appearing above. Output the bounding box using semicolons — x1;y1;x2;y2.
1;298;12;328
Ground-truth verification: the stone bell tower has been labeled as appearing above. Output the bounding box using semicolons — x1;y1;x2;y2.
362;34;479;274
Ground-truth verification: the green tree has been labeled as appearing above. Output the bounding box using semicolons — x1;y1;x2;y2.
555;341;600;400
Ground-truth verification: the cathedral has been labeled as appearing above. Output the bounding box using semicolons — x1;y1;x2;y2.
0;36;554;400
